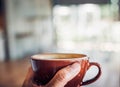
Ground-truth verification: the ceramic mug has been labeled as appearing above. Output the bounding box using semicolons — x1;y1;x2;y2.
31;53;101;87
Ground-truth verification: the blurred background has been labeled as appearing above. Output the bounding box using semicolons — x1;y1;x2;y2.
0;0;120;87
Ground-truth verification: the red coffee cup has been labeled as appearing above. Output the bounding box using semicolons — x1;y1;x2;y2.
31;53;101;87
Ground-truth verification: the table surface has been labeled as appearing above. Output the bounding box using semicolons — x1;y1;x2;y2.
0;58;119;87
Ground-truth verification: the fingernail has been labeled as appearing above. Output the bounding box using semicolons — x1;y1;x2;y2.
70;62;80;71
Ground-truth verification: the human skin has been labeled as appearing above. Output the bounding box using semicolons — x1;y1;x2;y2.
22;62;81;87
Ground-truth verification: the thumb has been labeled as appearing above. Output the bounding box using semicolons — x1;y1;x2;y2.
46;62;81;87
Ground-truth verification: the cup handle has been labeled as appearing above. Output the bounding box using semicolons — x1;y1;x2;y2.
81;62;102;86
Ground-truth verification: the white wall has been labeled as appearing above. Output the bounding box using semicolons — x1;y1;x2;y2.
0;31;5;61
6;0;55;59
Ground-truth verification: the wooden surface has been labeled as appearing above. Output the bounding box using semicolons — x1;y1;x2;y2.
0;59;30;87
0;58;119;87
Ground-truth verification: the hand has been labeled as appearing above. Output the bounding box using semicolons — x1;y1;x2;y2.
22;62;81;87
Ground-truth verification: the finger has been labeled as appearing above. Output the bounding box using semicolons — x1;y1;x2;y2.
25;67;34;81
22;67;34;87
46;62;81;87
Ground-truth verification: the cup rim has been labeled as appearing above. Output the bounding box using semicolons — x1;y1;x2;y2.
31;53;88;61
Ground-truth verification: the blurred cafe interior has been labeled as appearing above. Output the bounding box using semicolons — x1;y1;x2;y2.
0;0;120;87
